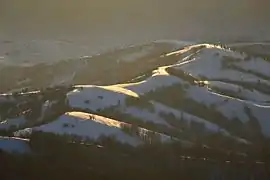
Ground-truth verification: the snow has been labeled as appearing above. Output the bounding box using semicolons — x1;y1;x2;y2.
15;112;174;146
152;102;252;144
68;68;182;112
187;85;251;123
16;112;142;146
119;75;181;95
124;106;170;126
0;136;30;154
0;90;40;97
124;101;232;135
67;79;248;139
67;84;252;143
209;81;270;103
68;85;137;111
2;41;270;145
247;104;270;137
0;94;16;103
172;44;270;87
165;44;207;57
61;42;270;139
151;101;229;135
0;116;26;130
158;43;270;134
117;66;182;95
185;83;270;137
234;137;251;145
234;57;270;78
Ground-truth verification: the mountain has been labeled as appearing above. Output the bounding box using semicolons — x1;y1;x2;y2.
14;111;177;146
1;41;270;154
0;40;191;93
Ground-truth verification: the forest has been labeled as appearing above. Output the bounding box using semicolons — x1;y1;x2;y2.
1;131;269;180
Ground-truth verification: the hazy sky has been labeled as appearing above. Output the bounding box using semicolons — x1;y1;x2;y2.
1;0;270;43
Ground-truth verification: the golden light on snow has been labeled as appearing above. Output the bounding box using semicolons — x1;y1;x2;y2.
67;112;122;128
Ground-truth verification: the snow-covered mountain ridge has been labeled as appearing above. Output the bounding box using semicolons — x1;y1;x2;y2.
1;41;270;153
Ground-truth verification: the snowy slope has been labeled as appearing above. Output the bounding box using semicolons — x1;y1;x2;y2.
0;116;26;130
185;85;270;136
123;106;170;126
170;44;270;86
67;85;137;111
153;43;270;137
63;43;270;137
66;81;252;142
234;57;270;77
152;102;228;134
67;68;183;111
151;101;250;144
0;137;30;154
14;112;174;146
208;81;270;103
117;66;182;95
1;41;270;151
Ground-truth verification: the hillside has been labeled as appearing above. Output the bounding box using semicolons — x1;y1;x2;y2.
1;41;270;155
0;40;190;92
